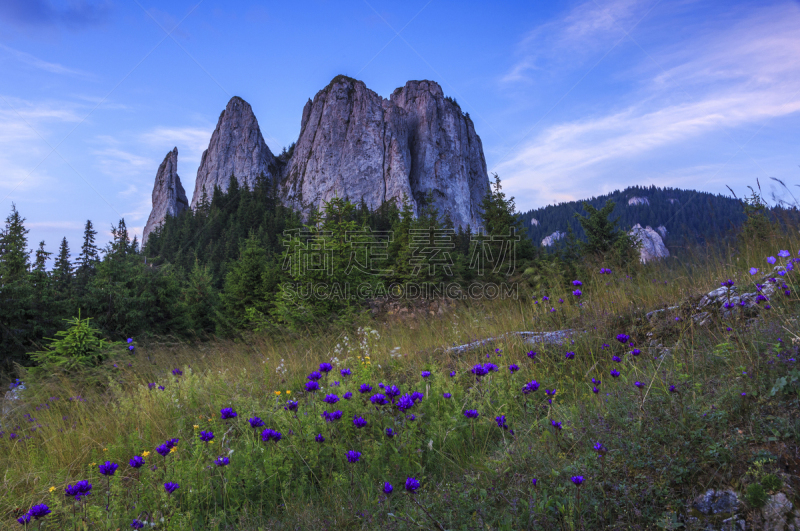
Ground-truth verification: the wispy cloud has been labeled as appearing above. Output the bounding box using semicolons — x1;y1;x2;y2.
502;0;647;83
0;0;112;29
0;43;93;77
497;1;800;207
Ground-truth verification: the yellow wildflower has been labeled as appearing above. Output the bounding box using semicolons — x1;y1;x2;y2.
142;451;151;458
286;390;291;395
274;391;281;396
102;448;108;452
89;462;96;467
193;425;199;429
208;418;213;422
209;440;214;444
169;447;177;454
49;486;56;493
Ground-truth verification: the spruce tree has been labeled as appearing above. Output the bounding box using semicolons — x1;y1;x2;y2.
76;220;99;279
53;237;72;282
33;240;51;273
0;204;31;281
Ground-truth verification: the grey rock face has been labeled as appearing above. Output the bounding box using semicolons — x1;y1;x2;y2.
628;196;649;206
281;77;489;228
541;231;565;247
143;147;188;245
629;224;669;263
190;96;278;208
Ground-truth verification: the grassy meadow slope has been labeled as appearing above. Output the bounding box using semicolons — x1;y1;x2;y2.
2;234;800;530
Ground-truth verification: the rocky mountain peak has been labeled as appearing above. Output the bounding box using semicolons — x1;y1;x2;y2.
142;147;188;245
189;96;278;208
145;77;491;240
282;75;488;228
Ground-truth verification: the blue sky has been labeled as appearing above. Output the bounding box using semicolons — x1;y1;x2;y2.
1;0;799;256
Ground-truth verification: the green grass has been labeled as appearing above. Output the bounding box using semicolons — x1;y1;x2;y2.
2;237;800;529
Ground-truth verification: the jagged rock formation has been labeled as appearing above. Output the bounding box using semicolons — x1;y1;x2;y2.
530;218;539;226
190;96;278;208
142;148;188;245
628;196;650;206
146;77;491;233
281;77;489;228
629;224;669;263
541;231;565;247
656;225;667;238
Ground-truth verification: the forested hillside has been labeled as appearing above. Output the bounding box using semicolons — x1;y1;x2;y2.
519;185;748;245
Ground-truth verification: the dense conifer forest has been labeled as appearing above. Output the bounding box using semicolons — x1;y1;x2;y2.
519;185;749;245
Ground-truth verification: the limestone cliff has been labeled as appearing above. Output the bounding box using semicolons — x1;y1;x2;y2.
142;147;188;245
190;96;278;208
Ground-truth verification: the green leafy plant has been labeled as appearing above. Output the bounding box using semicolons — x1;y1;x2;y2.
745;483;768;508
28;312;119;376
760;474;782;492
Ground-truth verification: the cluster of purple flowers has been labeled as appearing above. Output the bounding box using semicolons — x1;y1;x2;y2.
220;408;237;420
322;410;343;422
346;450;361;463
17;504;50;524
199;430;214;442
369;393;388;405
261;428;282;442
522;380;540;394
65;480;92;501
464;409;479;419
98;461;118;476
599;268;612;274
323;394;340;404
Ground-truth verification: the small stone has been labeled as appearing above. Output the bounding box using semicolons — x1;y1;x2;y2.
692;489;739;515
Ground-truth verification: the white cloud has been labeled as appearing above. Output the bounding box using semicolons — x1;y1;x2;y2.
496;1;800;207
0;43;93;77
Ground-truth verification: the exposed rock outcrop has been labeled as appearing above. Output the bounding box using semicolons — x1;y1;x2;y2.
142;148;188;245
281;77;489;228
530;218;539;226
628;196;650;206
656;225;668;238
190;96;278;208
629;224;669;263
146;77;491;232
541;231;565;247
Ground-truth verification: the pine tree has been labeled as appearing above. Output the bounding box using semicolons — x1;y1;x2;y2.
33;241;51;273
76;220;99;280
0;203;31;281
53;237;72;282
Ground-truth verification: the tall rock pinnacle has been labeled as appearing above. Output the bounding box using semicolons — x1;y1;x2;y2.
282;76;489;228
144;77;491;236
142;147;188;245
190;96;278;208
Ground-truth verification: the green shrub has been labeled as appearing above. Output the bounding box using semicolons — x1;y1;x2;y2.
760;474;782;492
745;483;768;508
28;313;119;376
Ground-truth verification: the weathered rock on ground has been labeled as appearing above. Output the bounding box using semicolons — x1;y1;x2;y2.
142;147;188;245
